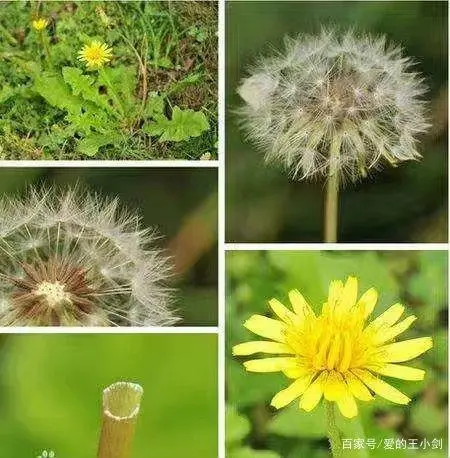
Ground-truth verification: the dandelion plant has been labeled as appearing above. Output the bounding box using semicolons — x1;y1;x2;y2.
237;30;429;242
0;187;176;326
233;277;432;457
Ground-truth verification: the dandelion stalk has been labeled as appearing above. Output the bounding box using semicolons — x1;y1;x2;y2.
324;170;339;243
99;68;126;118
40;33;52;70
324;133;342;243
97;382;143;458
326;401;343;458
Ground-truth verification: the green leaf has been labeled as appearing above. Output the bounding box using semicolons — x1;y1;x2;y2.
226;405;251;446
34;72;83;114
143;92;165;119
268;402;327;439
62;66;112;113
98;66;138;111
144;106;209;142
168;72;203;95
76;132;120;157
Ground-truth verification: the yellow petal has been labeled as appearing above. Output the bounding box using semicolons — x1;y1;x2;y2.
336;393;358;418
271;375;313;409
268;298;297;323
299;373;325;412
358;287;378;318
233;341;294;356
340;276;358;311
282;364;309;379
372;364;425;381
288;289;315;318
244;315;286;342
244;357;297;373
377;337;433;363
323;371;347;401
353;369;410;405
372;316;417;345
344;372;373;401
328;280;344;308
367;303;404;331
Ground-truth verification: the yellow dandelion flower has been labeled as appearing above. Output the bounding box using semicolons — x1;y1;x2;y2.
233;276;433;419
32;18;49;31
78;41;113;70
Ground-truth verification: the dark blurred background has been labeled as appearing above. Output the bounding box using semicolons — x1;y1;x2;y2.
226;1;447;242
0;167;218;325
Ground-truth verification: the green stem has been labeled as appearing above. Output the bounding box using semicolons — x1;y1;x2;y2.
99;67;125;118
324;167;339;243
324;133;342;243
326;401;343;458
39;33;52;70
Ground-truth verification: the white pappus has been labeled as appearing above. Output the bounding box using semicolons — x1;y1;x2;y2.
237;29;430;181
0;186;177;327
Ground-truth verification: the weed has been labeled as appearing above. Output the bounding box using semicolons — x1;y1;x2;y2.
0;1;218;159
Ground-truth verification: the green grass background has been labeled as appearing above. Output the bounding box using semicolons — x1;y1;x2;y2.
0;333;217;457
0;1;217;159
0;168;218;326
226;251;447;458
226;1;447;242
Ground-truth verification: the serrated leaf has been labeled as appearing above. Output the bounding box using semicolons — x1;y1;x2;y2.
143;92;165;119
98;66;138;111
76;132;120;157
34;72;82;114
62;66;112;113
144;106;209;142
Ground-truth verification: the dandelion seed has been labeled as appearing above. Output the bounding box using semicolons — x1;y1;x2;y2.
0;187;177;327
78;40;113;69
200;152;212;160
32;18;49;31
237;29;429;181
233;276;432;418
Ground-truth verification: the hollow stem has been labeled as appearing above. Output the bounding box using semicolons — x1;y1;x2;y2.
324;167;339;243
324;132;343;243
325;401;343;458
97;381;143;458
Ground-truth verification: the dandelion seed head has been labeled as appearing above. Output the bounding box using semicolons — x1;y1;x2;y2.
237;29;430;181
78;40;113;69
0;187;177;327
233;277;432;418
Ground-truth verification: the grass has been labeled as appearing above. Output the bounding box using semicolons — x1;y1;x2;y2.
0;1;218;160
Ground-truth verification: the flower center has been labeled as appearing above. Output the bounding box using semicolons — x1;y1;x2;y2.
35;281;71;308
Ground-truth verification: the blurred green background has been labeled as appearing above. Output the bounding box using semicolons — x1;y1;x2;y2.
226;251;448;458
0;333;217;456
0;167;218;325
226;1;447;242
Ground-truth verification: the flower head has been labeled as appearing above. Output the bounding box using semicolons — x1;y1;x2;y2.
32;18;49;31
233;277;432;418
237;30;429;181
78;40;113;69
0;187;176;327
